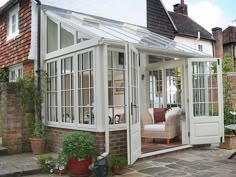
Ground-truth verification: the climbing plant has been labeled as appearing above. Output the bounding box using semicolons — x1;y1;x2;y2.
0;68;9;82
221;54;236;133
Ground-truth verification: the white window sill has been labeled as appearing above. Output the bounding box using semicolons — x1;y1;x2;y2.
7;32;20;42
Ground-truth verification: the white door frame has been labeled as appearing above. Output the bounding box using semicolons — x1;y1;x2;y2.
187;58;224;144
126;43;141;165
146;59;189;144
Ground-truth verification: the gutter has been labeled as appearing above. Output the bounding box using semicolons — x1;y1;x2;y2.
34;0;41;119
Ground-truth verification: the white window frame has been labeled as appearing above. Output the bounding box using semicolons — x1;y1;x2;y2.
107;47;127;130
9;64;23;82
198;44;203;52
46;48;97;131
7;4;20;41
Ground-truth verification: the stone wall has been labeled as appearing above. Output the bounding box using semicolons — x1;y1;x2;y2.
0;82;30;154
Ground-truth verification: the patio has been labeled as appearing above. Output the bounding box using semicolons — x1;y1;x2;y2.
1;146;236;177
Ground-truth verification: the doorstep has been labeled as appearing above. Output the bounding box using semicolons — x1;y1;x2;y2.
0;153;42;177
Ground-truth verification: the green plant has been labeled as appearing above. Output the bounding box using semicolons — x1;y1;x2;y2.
17;73;48;138
55;151;68;170
0;68;9;82
62;131;97;160
37;155;54;173
0;112;2;137
221;54;236;134
109;155;127;168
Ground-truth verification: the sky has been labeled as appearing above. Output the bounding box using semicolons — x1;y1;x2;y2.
0;0;235;32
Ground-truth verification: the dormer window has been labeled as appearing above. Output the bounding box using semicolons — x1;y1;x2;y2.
7;4;19;40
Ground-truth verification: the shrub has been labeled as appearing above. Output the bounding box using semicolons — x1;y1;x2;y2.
109;155;127;168
62;131;97;160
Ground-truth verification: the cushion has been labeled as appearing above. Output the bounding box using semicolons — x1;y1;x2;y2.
144;123;165;132
153;108;169;123
165;107;182;120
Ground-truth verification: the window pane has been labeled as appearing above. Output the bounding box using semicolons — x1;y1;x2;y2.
47;18;58;53
60;24;74;49
77;51;94;125
192;61;219;117
107;50;126;124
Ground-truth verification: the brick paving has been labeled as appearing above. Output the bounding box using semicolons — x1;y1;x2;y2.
0;145;236;177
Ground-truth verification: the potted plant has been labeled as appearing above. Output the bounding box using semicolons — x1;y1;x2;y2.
54;151;68;176
62;131;97;177
29;119;46;155
17;73;47;154
109;155;127;175
219;54;236;149
37;154;54;173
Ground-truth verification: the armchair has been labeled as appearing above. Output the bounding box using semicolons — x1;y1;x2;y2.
141;108;181;144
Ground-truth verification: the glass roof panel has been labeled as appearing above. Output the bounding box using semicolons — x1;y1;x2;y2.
43;6;211;58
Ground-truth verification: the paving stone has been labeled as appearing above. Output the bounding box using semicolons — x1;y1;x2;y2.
165;163;183;169
156;169;188;177
189;164;213;171
176;160;196;166
191;171;218;177
181;167;199;174
153;157;179;163
138;167;168;176
131;162;154;171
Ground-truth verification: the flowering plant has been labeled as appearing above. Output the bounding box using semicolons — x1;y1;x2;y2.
37;153;68;174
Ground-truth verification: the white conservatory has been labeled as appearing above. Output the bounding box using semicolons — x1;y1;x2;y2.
42;6;224;165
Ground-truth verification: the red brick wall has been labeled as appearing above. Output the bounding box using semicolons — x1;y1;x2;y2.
23;60;34;76
46;127;127;156
0;0;32;68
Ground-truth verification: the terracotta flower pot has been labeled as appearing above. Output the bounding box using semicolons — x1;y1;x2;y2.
111;166;123;175
68;157;92;177
55;168;67;176
220;135;236;150
29;138;45;155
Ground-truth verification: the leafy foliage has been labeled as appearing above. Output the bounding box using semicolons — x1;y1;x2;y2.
62;131;97;160
0;113;2;137
17;73;48;138
109;155;127;168
0;68;9;82
221;54;236;133
37;155;54;173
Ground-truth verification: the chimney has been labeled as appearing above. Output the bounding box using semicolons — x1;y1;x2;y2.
212;27;223;59
174;0;188;16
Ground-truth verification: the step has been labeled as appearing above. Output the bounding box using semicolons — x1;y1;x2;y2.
0;168;42;177
0;145;8;156
0;153;42;177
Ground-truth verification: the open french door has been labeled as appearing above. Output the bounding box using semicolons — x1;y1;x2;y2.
188;58;224;144
126;44;141;165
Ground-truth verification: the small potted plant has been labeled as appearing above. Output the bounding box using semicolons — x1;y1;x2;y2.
29;119;46;155
62;131;97;177
109;155;127;175
37;155;54;173
54;151;68;176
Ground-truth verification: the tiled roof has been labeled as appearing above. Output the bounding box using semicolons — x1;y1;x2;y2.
223;26;236;44
168;11;214;41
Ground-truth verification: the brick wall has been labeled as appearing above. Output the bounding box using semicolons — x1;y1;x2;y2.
0;82;31;154
0;0;32;68
224;74;236;109
23;60;34;76
46;127;127;156
223;45;235;65
212;27;223;59
223;26;236;44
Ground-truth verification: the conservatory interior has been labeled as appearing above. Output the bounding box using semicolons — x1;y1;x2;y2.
43;6;224;164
